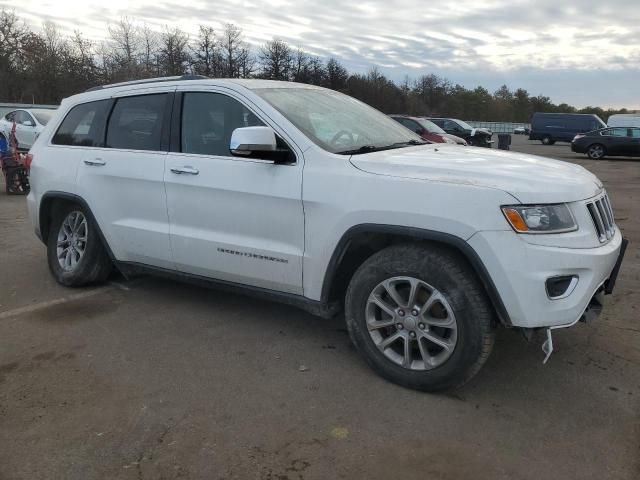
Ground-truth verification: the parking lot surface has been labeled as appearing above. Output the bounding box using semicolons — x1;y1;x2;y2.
1;135;638;479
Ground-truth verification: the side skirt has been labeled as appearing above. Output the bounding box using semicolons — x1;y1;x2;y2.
116;261;341;319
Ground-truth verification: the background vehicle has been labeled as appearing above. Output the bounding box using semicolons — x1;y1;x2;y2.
513;126;530;135
0;108;55;150
572;127;640;159
389;115;462;144
529;112;605;145
27;76;624;392
607;114;640;128
427;118;492;147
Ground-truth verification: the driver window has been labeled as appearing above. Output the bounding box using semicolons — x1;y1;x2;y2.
181;92;265;156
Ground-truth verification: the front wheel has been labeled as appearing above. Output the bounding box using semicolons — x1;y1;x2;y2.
47;204;112;287
541;135;555;145
587;144;606;160
345;244;496;392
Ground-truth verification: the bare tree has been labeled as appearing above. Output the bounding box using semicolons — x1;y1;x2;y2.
220;23;246;77
191;25;221;77
306;56;327;86
140;24;159;77
259;38;292;80
107;17;141;80
326;57;348;90
0;8;28;101
291;47;310;83
158;26;190;76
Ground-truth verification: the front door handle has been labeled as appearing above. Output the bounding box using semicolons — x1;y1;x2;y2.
84;158;106;166
170;166;199;175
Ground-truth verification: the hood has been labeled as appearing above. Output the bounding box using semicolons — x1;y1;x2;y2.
441;133;467;145
471;127;492;136
349;144;603;204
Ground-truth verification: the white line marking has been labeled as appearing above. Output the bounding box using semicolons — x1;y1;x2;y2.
0;287;111;320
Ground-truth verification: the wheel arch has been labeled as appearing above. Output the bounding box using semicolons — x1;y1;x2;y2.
39;191;116;262
320;224;512;326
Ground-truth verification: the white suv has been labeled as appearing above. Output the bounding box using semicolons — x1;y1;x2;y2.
26;76;626;391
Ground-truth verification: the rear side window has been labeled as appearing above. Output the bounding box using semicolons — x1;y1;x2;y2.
106;94;167;151
630;128;640;138
4;111;15;122
52;100;111;147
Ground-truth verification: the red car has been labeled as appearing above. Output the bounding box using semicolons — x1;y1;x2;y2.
389;115;466;145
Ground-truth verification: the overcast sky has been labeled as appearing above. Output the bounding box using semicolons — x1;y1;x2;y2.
4;0;639;109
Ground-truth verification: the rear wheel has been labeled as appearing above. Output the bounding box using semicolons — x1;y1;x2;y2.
47;204;112;287
587;143;606;160
345;244;496;392
541;135;555;145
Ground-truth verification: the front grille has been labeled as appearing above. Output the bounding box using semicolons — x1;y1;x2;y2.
586;193;615;242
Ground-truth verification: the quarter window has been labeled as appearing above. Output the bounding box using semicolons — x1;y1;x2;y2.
52;100;111;147
4;111;15;122
106;94;168;151
630;128;640;138
601;128;627;137
181;92;264;156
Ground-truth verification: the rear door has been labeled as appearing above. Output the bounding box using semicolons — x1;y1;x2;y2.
74;88;174;268
14;110;37;148
624;128;640;156
164;88;305;294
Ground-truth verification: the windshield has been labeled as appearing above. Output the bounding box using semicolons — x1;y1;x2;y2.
255;87;423;154
417;118;446;134
455;119;474;130
32;110;55;125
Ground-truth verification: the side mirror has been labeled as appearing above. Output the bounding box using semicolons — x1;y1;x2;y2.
230;126;276;157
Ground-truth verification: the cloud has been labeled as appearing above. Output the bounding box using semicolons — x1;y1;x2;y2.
2;0;639;107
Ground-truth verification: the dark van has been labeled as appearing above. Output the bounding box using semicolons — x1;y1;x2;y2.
529;113;606;145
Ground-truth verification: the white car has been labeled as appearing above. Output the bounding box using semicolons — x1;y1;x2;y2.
26;76;626;391
0;108;56;150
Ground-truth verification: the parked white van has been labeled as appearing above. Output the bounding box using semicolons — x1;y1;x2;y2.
607;114;640;128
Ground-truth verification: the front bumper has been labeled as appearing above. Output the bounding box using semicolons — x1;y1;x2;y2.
468;229;624;329
571;142;586;153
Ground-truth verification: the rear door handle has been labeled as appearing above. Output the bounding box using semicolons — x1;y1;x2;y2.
170;166;199;175
84;158;106;166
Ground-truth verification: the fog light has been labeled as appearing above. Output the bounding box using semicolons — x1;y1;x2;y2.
546;275;578;299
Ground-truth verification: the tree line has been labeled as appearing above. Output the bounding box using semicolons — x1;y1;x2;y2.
0;9;632;122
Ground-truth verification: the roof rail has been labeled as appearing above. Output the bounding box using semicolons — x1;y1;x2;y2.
85;75;209;92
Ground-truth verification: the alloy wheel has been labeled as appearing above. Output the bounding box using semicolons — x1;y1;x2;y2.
365;276;458;370
588;145;604;159
56;211;88;271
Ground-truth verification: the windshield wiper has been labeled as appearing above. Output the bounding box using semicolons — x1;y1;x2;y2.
336;140;428;155
336;145;378;155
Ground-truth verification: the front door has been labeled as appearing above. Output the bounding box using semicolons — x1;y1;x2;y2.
164;89;305;294
601;128;628;155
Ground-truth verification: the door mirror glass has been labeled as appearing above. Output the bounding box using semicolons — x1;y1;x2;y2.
230;126;277;156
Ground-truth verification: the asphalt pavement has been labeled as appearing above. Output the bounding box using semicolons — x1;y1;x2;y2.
1;135;638;479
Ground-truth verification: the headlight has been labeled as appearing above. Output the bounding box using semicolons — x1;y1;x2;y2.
443;137;456;144
501;204;577;233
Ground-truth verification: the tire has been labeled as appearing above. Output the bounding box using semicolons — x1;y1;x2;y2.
587;143;606;160
541;135;554;145
345;243;496;392
47;203;112;287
